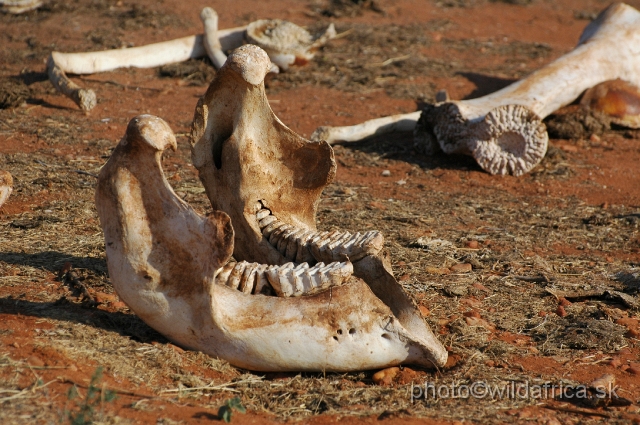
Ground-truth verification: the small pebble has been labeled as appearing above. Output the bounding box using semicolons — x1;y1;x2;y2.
608;358;622;368
628;364;640;375
556;305;567;317
418;306;430;317
450;263;472;273
465;240;479;249
558;297;572;307
372;367;399;385
381;170;391;177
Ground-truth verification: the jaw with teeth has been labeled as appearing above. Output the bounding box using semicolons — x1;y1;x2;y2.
189;44;447;368
96;114;448;371
190;44;384;266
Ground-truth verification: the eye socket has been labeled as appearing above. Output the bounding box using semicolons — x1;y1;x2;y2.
212;130;232;170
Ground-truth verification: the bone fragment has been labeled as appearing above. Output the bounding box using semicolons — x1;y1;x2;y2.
47;28;245;111
96;113;447;371
313;3;640;176
0;170;12;209
0;0;42;14
200;7;230;70
245;19;336;70
311;111;422;144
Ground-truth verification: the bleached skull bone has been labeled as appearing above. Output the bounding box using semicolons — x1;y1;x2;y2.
95;114;447;371
190;44;382;267
312;2;640;176
0;170;12;209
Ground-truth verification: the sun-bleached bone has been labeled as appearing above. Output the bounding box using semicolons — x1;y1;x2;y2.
48;11;335;111
95;114;447;371
312;2;640;176
199;7;229;70
0;0;42;14
245;19;336;71
189;44;447;368
0;170;12;209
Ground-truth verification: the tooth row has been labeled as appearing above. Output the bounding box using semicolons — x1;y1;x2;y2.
265;261;353;297
214;260;353;298
256;207;384;263
215;261;271;295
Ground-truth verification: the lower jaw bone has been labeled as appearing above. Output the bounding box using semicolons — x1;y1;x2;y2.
95;114;447;372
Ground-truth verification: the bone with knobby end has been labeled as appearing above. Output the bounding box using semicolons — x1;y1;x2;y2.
97;113;446;371
313;3;640;177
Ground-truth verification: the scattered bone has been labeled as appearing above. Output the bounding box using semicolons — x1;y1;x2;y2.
311;111;422;145
199;7;229;70
0;0;43;14
245;19;336;70
96;113;447;371
255;207;383;263
189;45;448;370
581;79;640;128
48;10;334;110
0;170;13;209
312;3;640;176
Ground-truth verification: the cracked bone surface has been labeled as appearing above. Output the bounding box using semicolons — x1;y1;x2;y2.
0;170;12;208
312;2;640;177
95;114;447;371
190;44;446;368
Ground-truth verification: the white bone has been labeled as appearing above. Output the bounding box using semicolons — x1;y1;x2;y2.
312;110;422;144
0;0;42;14
312;3;640;176
0;170;12;209
199;7;229;70
188;45;447;369
95;114;447;371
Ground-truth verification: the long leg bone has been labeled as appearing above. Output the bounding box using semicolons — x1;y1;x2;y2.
312;3;640;176
49;13;335;111
0;170;12;209
95;114;447;371
190;45;446;367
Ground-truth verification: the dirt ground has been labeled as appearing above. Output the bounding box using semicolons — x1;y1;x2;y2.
1;0;640;423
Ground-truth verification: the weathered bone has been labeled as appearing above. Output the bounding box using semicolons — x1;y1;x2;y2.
199;7;229;70
48;13;335;111
190;45;447;369
312;2;640;176
245;19;336;71
0;170;12;208
95;114;447;371
0;0;42;14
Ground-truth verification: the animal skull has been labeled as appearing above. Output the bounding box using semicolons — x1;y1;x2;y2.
188;44;446;370
95;113;447;371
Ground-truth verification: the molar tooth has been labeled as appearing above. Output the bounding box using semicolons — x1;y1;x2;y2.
269;223;291;245
226;261;247;290
266;262;295;297
284;227;308;260
239;262;259;294
262;220;285;238
294;231;315;264
256;209;271;220
216;262;236;284
253;264;270;294
277;227;297;254
259;214;277;229
291;263;309;296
